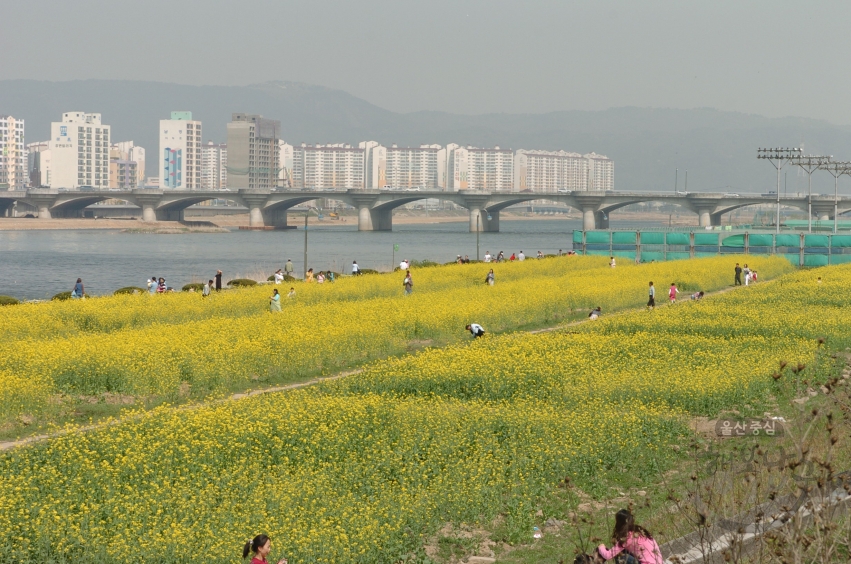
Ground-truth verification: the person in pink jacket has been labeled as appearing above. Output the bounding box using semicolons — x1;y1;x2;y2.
597;509;664;564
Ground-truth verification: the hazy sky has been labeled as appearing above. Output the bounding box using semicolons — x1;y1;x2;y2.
5;0;851;123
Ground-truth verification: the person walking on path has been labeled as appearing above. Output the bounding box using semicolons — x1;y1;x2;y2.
287;287;296;299
734;263;742;286
596;509;664;564
215;270;223;292
269;288;281;312
316;271;325;284
669;283;679;303
647;281;656;310
71;278;85;299
509;253;516;261
484;251;492;263
326;271;335;283
306;268;315;283
352;261;360;276
148;275;157;295
518;250;526;261
399;259;409;271
284;259;294;278
743;263;751;286
242;534;287;564
486;269;495;286
610;256;616;268
202;280;212;298
466;323;485;338
274;269;284;284
497;251;505;262
403;271;414;295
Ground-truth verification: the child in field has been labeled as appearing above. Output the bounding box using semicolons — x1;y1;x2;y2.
647;282;655;310
690;291;704;301
466;323;485;338
597;509;664;564
668;283;679;303
588;306;602;320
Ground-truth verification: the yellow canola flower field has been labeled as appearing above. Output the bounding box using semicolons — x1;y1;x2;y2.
0;256;791;425
0;259;841;564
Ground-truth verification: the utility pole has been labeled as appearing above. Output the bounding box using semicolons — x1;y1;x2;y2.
820;161;851;233
789;154;832;233
757;148;802;234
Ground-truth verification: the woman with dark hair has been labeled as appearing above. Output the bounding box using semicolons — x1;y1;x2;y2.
597;509;663;564
242;534;287;564
71;278;85;299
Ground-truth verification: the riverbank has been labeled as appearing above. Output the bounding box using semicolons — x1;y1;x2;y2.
0;210;702;231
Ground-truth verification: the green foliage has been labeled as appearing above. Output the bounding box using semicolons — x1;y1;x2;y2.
0;296;19;306
52;292;72;301
113;287;145;296
227;278;258;287
182;283;206;292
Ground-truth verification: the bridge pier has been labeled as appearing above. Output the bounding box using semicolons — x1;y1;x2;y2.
812;203;834;221
27;190;59;219
595;211;609;229
0;201;13;217
240;190;270;227
261;208;288;228
572;195;605;230
469;208;499;232
132;190;163;223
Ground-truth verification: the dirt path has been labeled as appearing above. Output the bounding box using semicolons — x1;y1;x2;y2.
0;283;748;452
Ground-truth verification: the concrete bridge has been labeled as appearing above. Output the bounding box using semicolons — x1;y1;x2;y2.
1;188;847;231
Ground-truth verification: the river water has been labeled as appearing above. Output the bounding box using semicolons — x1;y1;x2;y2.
0;219;667;300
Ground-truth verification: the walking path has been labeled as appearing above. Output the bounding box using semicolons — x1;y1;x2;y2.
0;282;747;452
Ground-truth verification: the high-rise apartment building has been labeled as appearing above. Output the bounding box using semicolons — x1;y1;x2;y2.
49;112;110;189
201;141;228;190
384;144;440;189
159;112;201;189
585;152;614;191
27;141;50;187
108;159;138;189
109;141;145;189
114;141;145;184
226;113;281;190
0;116;26;190
514;149;587;193
359;141;385;189
513;150;613;193
278;140;293;188
445;145;513;191
292;144;364;189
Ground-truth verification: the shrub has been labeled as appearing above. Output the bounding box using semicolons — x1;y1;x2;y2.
182;283;206;292
409;259;441;268
52;292;72;301
0;295;19;306
227;279;258;287
359;269;379;275
114;287;145;296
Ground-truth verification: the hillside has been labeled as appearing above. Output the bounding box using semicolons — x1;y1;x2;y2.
2;79;850;193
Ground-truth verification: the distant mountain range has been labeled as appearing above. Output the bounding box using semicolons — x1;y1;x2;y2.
2;79;850;194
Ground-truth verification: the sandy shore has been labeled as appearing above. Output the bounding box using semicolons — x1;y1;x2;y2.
0;211;701;231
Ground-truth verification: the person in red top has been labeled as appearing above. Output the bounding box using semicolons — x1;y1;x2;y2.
243;534;287;564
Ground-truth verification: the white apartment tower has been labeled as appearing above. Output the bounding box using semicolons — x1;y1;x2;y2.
226;113;281;190
359;141;385;189
514;149;588;194
278;140;293;188
49;112;110;189
384;144;440;189
585;152;614;191
159;111;202;189
201;141;228;190
114;141;146;184
514;150;613;193
0;116;25;190
446;145;514;191
292;144;364;189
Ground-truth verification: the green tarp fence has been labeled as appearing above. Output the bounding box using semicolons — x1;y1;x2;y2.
830;235;851;247
722;234;745;247
749;234;774;247
805;235;829;248
775;234;799;247
640;232;665;245
586;231;610;244
666;233;690;245
694;233;719;246
612;232;636;244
